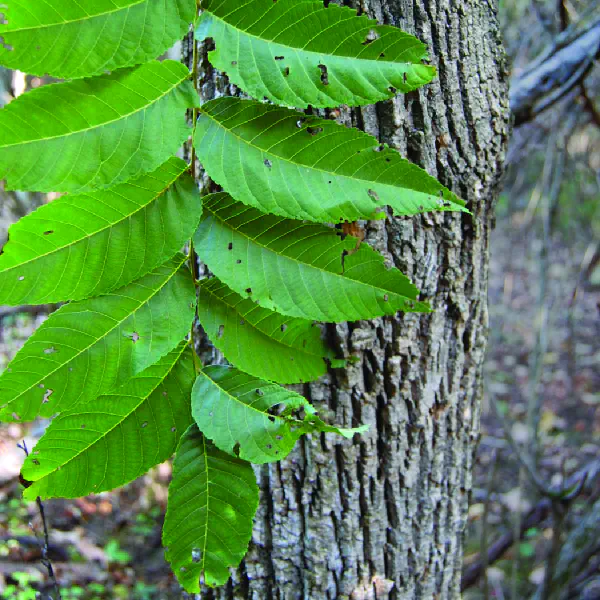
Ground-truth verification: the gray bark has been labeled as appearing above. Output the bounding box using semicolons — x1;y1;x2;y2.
189;1;511;598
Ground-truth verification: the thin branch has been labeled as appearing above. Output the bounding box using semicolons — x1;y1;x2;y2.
17;440;61;600
563;551;600;599
481;450;499;600
492;400;554;499
539;502;568;600
510;467;526;600
558;0;569;31
462;495;551;591
579;79;600;128
461;459;600;591
510;10;600;126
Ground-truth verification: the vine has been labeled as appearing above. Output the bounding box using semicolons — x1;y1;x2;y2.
0;0;467;591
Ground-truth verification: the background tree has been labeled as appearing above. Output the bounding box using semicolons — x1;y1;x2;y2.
191;1;511;598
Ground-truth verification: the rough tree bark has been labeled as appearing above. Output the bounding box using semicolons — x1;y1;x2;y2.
188;1;511;598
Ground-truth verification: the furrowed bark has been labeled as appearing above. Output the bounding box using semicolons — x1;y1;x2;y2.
187;1;511;598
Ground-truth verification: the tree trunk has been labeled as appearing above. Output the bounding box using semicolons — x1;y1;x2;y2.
189;1;511;598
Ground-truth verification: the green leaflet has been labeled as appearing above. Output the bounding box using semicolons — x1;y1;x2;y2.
0;0;197;79
20;343;195;500
193;365;367;464
196;0;434;109
194;97;467;223
0;158;202;306
0;255;195;423
0;60;198;193
163;424;259;591
197;278;343;384
195;192;430;322
0;0;457;591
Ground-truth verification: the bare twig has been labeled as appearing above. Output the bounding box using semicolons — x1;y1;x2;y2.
510;467;526;600
510;9;600;126
563;552;600;599
558;0;569;31
559;0;600;129
0;535;69;562
461;460;600;591
539;502;568;600
525;134;557;462
462;497;551;591
492;400;554;498
17;440;61;600
481;450;499;600
579;80;600;128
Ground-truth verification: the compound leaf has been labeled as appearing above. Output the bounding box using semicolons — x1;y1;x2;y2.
163;424;259;591
20;342;195;500
197;277;342;384
0;60;198;193
0;255;195;423
195;192;430;322
0;158;202;306
193;365;367;464
0;0;197;79
197;0;434;109
194;97;466;223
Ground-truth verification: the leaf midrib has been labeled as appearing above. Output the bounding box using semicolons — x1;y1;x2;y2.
1;0;148;35
0;67;189;150
0;167;185;276
205;200;417;302
27;345;187;485
199;368;305;424
202;282;328;359
205;8;425;65
200;433;210;580
200;105;462;209
1;257;187;411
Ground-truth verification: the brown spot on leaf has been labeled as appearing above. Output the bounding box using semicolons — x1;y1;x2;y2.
367;189;380;202
19;473;33;488
318;64;329;85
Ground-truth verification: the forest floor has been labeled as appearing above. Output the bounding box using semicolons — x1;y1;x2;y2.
0;217;598;600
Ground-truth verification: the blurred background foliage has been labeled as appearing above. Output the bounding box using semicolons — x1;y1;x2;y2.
465;1;599;599
0;0;599;598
